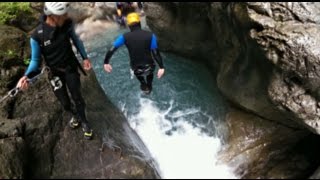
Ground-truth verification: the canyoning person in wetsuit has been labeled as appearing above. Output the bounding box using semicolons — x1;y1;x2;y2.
115;2;136;27
16;2;94;140
104;12;165;94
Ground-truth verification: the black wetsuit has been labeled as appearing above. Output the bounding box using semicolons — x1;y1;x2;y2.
25;15;90;125
104;23;164;92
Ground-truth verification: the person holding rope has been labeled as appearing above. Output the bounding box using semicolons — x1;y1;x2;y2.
16;2;93;140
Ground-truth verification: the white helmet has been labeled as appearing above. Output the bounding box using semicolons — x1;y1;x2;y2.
44;2;70;16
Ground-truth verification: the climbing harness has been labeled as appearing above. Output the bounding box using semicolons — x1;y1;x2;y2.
134;65;154;76
0;66;49;104
50;76;63;91
28;66;49;84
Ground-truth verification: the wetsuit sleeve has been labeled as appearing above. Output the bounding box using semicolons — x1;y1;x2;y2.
150;34;164;69
104;35;125;64
113;35;125;48
150;34;158;50
69;27;88;60
25;38;41;78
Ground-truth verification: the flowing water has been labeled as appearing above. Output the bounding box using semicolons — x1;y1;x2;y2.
83;19;238;179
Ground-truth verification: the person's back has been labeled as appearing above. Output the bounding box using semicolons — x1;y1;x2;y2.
104;12;165;94
123;27;154;69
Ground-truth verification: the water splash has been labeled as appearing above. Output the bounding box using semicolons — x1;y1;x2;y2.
85;18;238;179
127;97;237;179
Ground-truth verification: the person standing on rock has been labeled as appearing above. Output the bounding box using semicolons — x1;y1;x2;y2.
16;2;94;140
103;12;165;94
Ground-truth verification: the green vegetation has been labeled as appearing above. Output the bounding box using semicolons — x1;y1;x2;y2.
0;2;32;24
6;49;15;58
23;58;30;65
0;49;19;59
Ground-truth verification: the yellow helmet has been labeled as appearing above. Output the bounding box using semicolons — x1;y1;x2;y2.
126;12;140;26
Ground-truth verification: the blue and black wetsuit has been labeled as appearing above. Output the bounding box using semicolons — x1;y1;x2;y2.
25;15;90;125
104;23;164;92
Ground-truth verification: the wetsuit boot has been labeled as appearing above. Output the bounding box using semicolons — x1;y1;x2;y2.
69;116;81;129
82;122;93;140
140;83;150;94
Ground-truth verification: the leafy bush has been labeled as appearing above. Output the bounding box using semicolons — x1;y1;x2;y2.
0;2;32;24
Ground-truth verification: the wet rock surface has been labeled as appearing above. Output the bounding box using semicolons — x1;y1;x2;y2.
145;2;320;178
